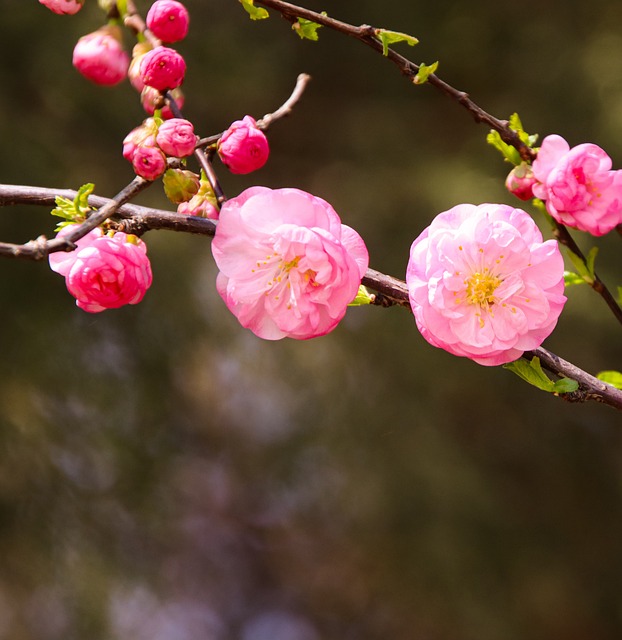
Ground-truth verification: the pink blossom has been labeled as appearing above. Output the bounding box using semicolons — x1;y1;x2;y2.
212;187;369;340
505;162;536;201
139;46;186;91
72;26;129;86
146;0;190;43
122;118;158;161
49;225;103;277
39;0;83;14
141;86;185;119
156;118;196;157
177;196;219;219
532;134;622;235
217;116;269;174
131;145;167;180
128;42;152;92
406;203;566;366
50;227;153;313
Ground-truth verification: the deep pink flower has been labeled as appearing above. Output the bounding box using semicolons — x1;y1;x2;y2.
217;116;269;174
131;145;167;180
505;162;536;201
139;46;186;91
72;26;129;86
146;0;190;43
406;203;566;366
532;134;622;235
212;187;369;340
156;118;196;157
50;227;153;313
39;0;83;14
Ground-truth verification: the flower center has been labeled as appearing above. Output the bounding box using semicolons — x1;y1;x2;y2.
465;270;501;310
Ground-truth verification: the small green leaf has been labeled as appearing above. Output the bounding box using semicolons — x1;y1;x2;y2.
504;356;577;394
597;370;622;390
585;246;599;279
239;0;269;20
563;271;586;287
348;285;375;306
375;29;419;56
486;130;521;165
565;247;594;284
617;286;622;304
293;15;325;41
51;183;94;226
413;61;438;85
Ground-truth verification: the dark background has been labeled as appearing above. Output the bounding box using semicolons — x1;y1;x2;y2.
0;1;621;638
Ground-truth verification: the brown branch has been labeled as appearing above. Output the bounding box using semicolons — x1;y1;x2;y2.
253;0;534;161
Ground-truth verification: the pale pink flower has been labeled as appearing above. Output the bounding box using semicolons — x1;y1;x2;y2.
131;145;167;180
146;0;190;43
72;26;129;86
156;118;196;157
212;187;369;340
217;116;269;174
139;46;186;91
406;203;566;366
177;196;219;219
505;162;536;201
39;0;83;14
50;227;153;313
532;134;622;235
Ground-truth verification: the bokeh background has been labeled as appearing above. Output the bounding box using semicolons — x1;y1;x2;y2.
0;1;621;639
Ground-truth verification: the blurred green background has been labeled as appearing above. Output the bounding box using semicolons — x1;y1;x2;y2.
0;1;621;639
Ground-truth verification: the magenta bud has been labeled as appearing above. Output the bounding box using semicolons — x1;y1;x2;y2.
505;162;536;201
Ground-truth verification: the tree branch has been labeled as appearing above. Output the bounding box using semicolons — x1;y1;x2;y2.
1;183;620;410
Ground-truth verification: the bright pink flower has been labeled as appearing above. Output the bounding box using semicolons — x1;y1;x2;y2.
146;0;190;43
140;86;185;119
49;225;102;277
505;162;536;201
50;227;153;313
532;134;622;235
156;118;196;157
131;145;167;180
39;0;83;14
72;26;129;86
139;46;186;91
406;203;566;366
217;116;269;174
212;187;369;340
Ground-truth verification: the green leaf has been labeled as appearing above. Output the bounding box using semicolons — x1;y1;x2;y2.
413;61;439;85
486;130;521;166
50;183;94;226
508;112;538;148
348;285;375;306
239;0;269;20
585;245;599;279
375;29;419;56
563;271;586;287
565;247;594;284
293;15;325;41
503;356;578;394
597;370;622;390
617;286;622;304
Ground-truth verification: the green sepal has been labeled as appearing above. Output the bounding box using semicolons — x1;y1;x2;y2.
375;29;419;56
51;183;94;231
503;356;579;394
239;0;269;20
565;246;598;285
597;371;622;390
293;15;325;41
563;271;586;287
348;285;375;306
413;61;438;85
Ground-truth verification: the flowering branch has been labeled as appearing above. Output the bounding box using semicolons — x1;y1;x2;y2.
2;182;621;410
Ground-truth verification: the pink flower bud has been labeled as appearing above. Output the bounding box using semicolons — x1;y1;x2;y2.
505;162;536;201
39;0;83;14
140;86;185;119
50;228;153;313
155;118;196;157
176;173;219;218
146;0;190;44
122;118;159;161
128;42;153;92
217;116;269;174
132;145;167;180
139;46;186;91
162;168;200;204
72;26;129;86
